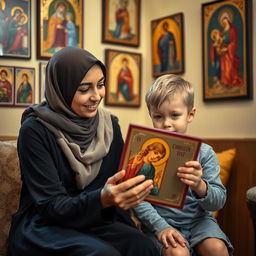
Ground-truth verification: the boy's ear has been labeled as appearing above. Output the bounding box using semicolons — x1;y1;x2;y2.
187;107;196;123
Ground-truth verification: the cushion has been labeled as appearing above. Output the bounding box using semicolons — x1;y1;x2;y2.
212;148;236;218
0;141;20;256
247;186;256;203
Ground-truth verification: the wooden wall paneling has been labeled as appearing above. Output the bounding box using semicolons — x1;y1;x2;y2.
204;139;256;256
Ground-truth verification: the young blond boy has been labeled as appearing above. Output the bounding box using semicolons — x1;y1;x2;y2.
133;74;233;256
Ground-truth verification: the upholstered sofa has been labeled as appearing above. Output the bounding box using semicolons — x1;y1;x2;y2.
0;140;20;256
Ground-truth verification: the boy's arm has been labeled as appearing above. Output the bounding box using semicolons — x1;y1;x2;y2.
133;201;171;234
192;144;226;211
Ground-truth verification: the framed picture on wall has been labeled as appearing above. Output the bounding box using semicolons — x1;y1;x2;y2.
14;67;35;107
39;62;48;102
0;0;31;59
104;49;141;108
202;0;253;101
36;0;84;60
0;66;15;106
102;0;141;47
151;13;184;78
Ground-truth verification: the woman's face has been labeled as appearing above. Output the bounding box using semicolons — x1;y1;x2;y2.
71;65;105;118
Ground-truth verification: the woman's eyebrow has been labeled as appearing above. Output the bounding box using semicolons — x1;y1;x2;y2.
79;82;91;86
79;76;105;86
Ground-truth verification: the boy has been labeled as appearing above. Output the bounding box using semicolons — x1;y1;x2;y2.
133;74;233;256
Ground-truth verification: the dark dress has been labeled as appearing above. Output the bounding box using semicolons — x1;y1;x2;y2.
7;116;159;256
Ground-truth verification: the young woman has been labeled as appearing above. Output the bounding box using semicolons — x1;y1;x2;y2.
7;47;158;256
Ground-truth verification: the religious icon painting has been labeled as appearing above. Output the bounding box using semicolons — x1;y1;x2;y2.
104;49;142;108
0;65;15;106
202;0;253;100
102;0;141;47
14;67;35;107
151;13;184;78
36;0;84;60
0;0;31;59
118;124;202;209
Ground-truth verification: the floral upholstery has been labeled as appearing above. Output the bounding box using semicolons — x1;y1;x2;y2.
0;141;20;256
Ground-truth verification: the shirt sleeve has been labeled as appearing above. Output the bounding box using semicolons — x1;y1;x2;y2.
133;201;172;234
192;144;227;211
18;117;117;230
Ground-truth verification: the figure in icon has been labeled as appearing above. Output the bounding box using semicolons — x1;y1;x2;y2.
116;57;134;102
124;141;167;195
158;21;176;72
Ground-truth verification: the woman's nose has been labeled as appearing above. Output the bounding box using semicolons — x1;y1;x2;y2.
90;88;101;101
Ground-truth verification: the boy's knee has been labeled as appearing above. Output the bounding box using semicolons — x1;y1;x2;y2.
196;238;229;256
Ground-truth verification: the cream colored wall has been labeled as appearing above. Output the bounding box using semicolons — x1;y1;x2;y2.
143;0;256;139
0;0;255;139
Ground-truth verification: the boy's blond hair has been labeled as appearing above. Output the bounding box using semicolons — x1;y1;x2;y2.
145;74;194;112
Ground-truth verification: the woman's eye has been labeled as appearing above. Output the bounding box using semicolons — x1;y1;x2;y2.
97;83;105;88
78;87;89;93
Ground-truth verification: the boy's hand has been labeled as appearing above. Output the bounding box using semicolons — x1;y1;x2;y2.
177;161;207;197
156;227;186;249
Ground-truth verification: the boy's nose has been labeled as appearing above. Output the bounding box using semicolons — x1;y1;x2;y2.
163;118;172;128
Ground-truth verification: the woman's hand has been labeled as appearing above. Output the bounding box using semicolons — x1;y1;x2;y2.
157;227;186;249
177;161;207;198
100;170;153;210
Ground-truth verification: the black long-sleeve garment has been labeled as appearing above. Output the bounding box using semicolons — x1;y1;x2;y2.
7;116;157;256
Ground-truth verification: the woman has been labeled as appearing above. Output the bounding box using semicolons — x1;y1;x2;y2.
7;47;158;256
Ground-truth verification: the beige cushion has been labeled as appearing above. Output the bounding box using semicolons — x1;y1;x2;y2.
0;141;20;255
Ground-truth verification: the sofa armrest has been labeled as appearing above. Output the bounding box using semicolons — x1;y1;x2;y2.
0;141;21;255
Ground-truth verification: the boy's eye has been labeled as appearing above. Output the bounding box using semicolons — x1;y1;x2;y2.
152;114;162;120
171;113;181;119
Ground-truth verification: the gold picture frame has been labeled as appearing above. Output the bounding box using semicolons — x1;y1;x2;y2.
104;49;141;108
102;0;140;47
202;0;253;100
36;0;84;60
151;13;184;77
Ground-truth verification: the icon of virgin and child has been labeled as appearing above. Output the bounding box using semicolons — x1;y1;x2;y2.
44;1;78;53
123;138;170;196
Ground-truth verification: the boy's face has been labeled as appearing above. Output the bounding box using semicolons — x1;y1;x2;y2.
149;94;195;134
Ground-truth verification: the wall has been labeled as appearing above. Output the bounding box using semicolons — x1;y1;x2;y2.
0;0;255;139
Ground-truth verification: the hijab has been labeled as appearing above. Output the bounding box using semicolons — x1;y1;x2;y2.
22;47;113;189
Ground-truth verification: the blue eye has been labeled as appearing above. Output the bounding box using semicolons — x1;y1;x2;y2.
153;115;162;120
171;113;181;119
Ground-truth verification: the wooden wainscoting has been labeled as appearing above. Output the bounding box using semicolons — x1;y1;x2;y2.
0;136;18;141
204;138;256;256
